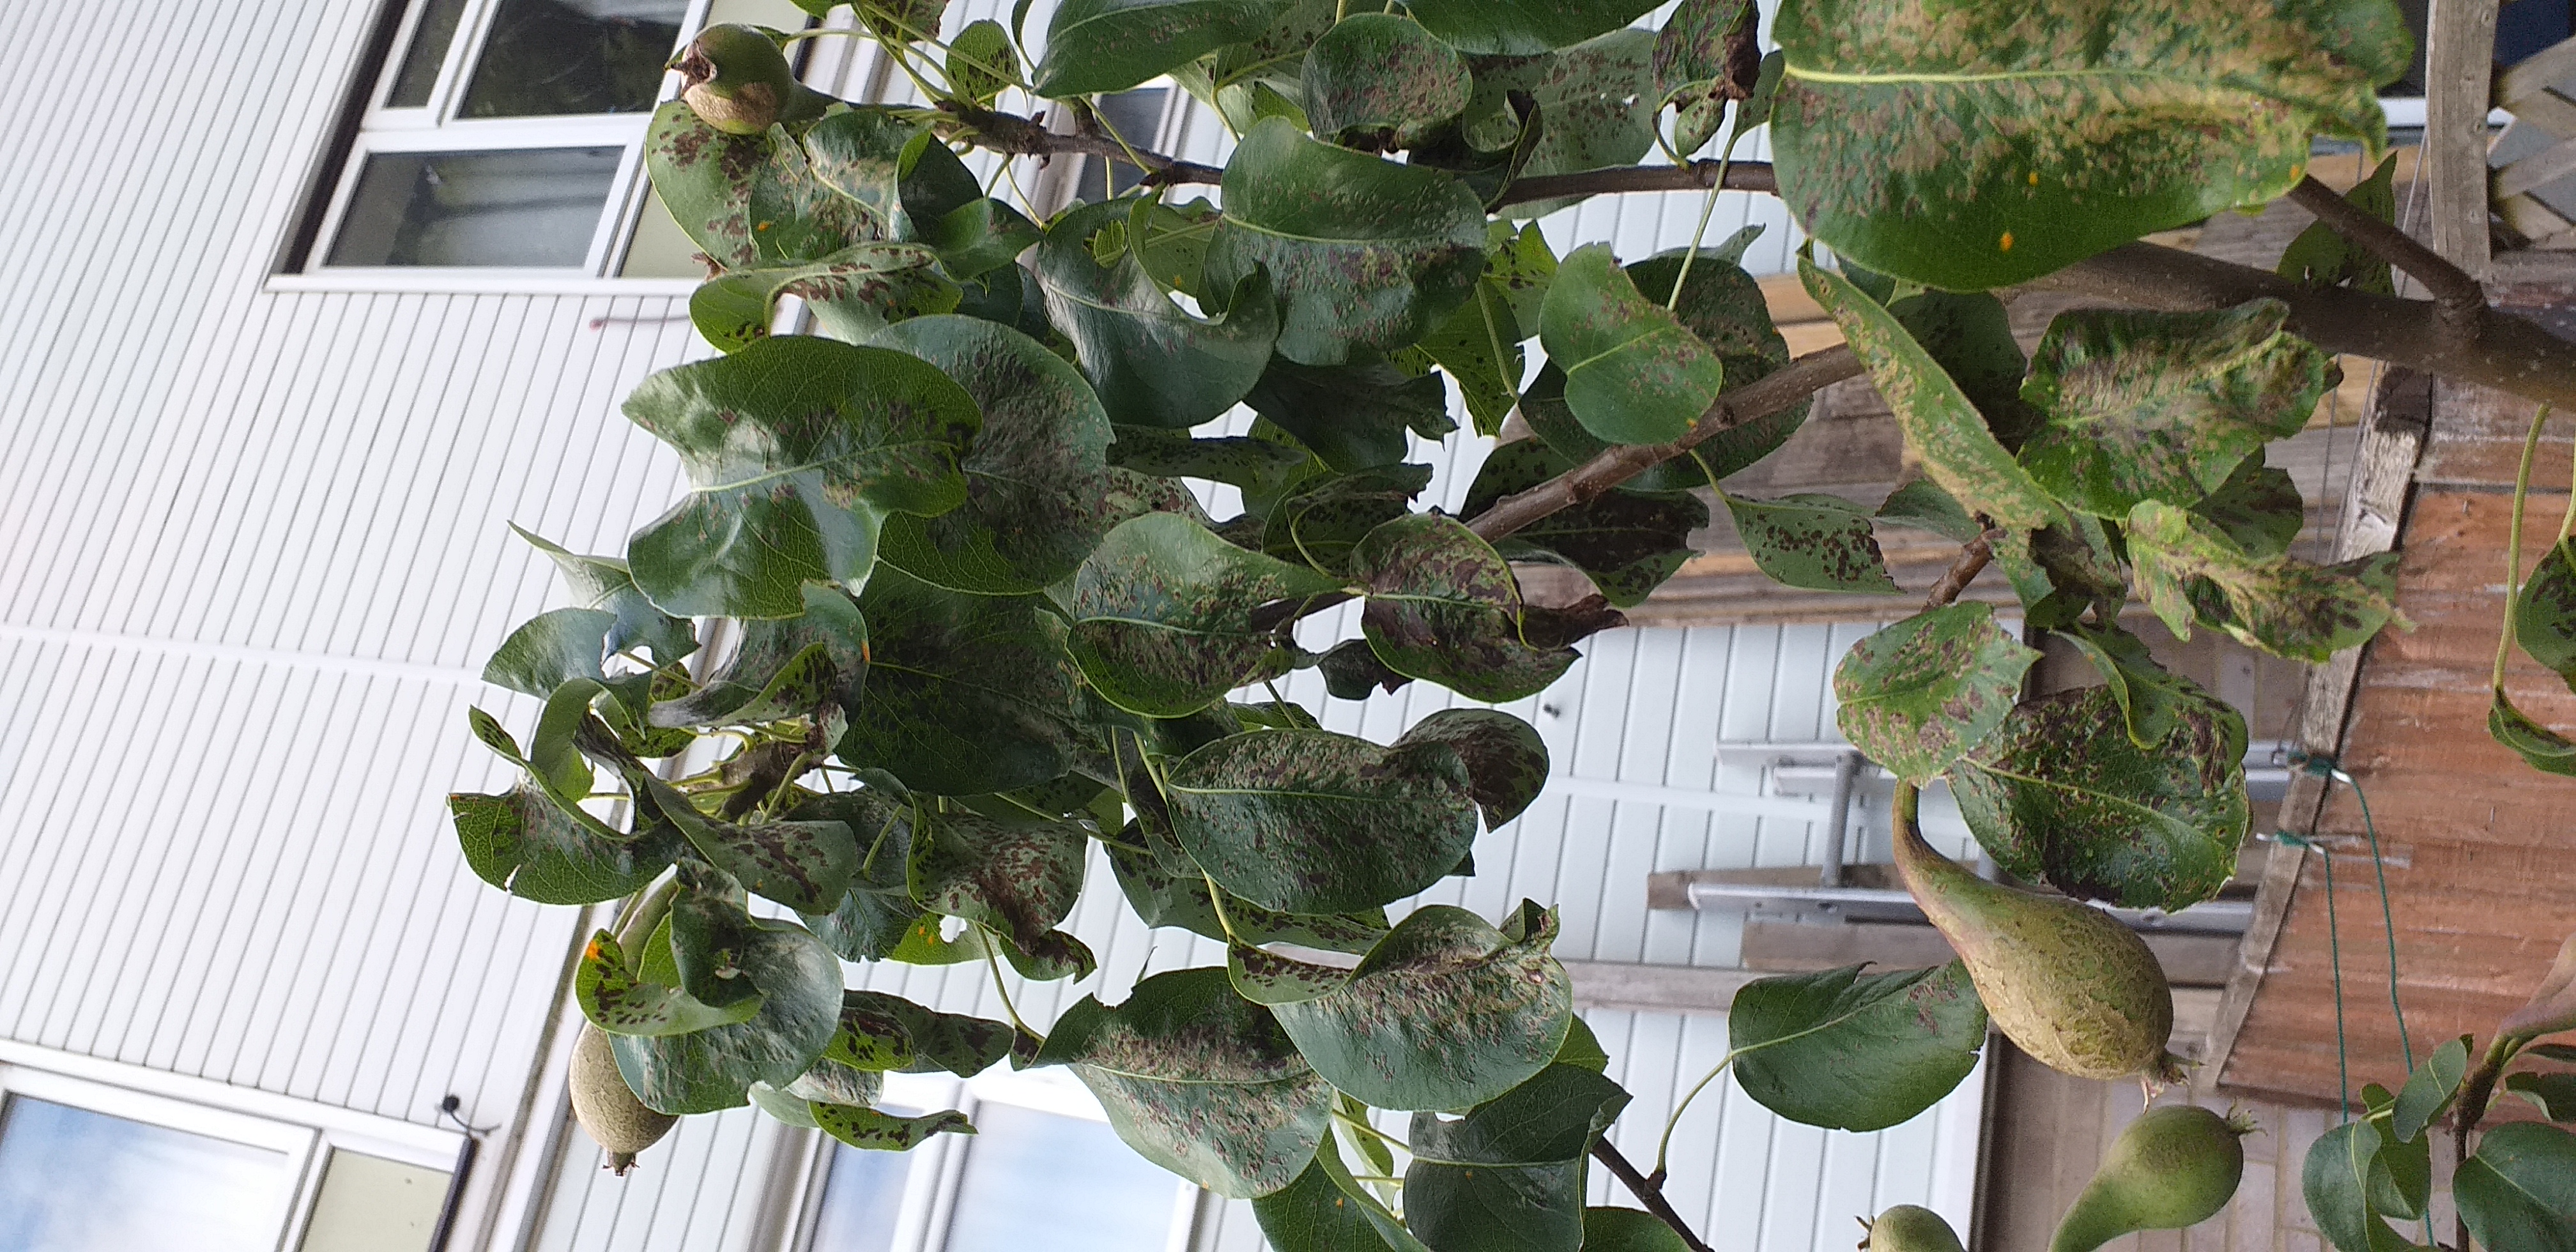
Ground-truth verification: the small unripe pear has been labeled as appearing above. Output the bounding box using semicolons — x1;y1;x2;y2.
569;1024;675;1174
1890;782;2180;1082
1860;1204;1965;1252
2049;1105;2254;1252
676;24;798;135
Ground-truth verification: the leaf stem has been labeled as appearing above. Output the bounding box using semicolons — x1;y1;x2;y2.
1204;873;1245;944
1924;531;1999;610
1590;1138;1716;1252
976;924;1033;1036
1332;1108;1409;1151
2496;404;2554;691
1652;1053;1736;1182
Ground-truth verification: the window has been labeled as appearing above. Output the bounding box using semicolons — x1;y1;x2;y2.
295;0;819;280
797;1070;1199;1252
0;1048;464;1252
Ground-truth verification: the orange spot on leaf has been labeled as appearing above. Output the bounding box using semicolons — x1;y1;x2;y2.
1998;231;2014;252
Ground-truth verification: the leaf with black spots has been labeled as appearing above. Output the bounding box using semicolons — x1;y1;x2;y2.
1109;429;1314;500
905;806;1088;950
792;789;924;961
2190;452;2306;561
1654;0;1759;153
1246;358;1454;475
823;989;1014;1078
1464;439;1707;609
1722;491;1902;593
2492;687;2576;777
1402;1062;1630;1252
1394;709;1550;827
1728;961;1987;1131
1805;260;2055;528
1069;513;1345;717
1229;943;1354;1006
1832;604;2037;782
1273;902;1573;1110
1108;840;1392;955
651;584;870;728
2056;623;2204;751
1034;197;1279;429
622;336;978;619
1204;120;1487;366
1263;464;1434;574
1950;686;2250;912
611;871;846;1115
576;931;763;1036
1407;0;1657;55
747;121;881;266
1354;513;1581;703
2127;501;2403;662
945;18;1016;106
844;565;1087;795
512;525;700;666
1036;968;1333;1198
634;774;857;914
2517;539;2576;692
690;243;956;353
1303;12;1470;140
813;1103;976;1150
2020;302;2334;517
1165;727;1481;913
644;102;770;270
1891;289;2038;450
868;316;1135;594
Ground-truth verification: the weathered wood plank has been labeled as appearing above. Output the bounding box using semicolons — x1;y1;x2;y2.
2425;0;2503;275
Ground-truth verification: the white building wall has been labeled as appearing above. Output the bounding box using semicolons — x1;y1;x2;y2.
0;3;1976;1251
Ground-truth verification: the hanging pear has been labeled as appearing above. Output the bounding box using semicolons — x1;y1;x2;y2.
568;1023;677;1174
1892;781;2181;1082
1860;1204;1965;1252
2049;1104;2255;1252
675;24;823;135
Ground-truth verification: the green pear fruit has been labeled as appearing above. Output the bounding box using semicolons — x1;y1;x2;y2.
1892;781;2180;1082
569;1023;676;1174
2049;1104;2255;1252
676;24;799;135
1860;1204;1965;1252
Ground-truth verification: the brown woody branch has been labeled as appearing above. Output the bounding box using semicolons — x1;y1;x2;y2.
2285;175;2487;326
938;104;1227;185
1493;161;1778;207
1591;1139;1717;1252
1924;533;1998;610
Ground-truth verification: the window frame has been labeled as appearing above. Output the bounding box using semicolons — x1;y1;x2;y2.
275;0;729;293
0;1039;466;1252
781;1067;1203;1252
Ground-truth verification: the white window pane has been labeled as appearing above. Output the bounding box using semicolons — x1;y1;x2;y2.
326;148;621;268
0;1096;291;1252
940;1104;1178;1252
297;1149;452;1252
806;1138;913;1252
458;0;691;118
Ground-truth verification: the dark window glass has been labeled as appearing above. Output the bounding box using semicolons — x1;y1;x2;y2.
0;1097;290;1252
1072;89;1171;204
940;1103;1177;1251
386;0;474;107
326;148;622;266
457;0;689;118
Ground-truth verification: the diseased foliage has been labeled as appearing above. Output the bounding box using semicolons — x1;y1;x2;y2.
449;3;2455;1246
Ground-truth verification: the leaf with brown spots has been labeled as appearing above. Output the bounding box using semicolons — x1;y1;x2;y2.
1832;603;2037;782
636;772;859;914
1262;464;1435;575
821;989;1013;1078
1272;901;1574;1110
1035;968;1333;1198
1393;708;1550;827
1722;491;1902;593
812;1103;976;1150
1246;358;1454;475
1353;512;1584;703
622;336;979;620
1068;512;1345;717
1948;686;2250;912
2490;687;2576;777
2126;500;2403;662
843;565;1090;795
1726;960;1987;1131
2055;622;2207;751
2019;300;2334;518
1407;0;1657;55
1108;839;1390;955
1804;260;2055;529
451;714;682;906
1654;0;1760;153
1303;13;1470;141
1204;119;1487;367
1163;727;1481;914
904;805;1088;950
644;101;769;271
576;931;763;1036
1036;197;1280;430
650;583;869;728
1468;29;1662;217
690;243;958;354
1770;0;2410;288
2188;452;2306;561
792;788;926;961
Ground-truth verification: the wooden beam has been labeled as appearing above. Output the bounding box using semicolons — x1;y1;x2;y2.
2196;369;2433;1097
2424;0;2503;276
1563;961;1761;1016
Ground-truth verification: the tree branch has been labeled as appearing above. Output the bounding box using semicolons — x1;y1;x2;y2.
1591;1138;1716;1252
938;103;1227;186
2285;175;2487;326
1492;161;1777;208
1924;533;1998;610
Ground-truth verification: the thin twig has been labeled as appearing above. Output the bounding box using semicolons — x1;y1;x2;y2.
2286;175;2486;328
1493;160;1777;208
938;104;1227;185
1924;531;1998;609
1590;1138;1716;1252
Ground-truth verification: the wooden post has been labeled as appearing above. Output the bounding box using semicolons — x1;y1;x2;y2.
2424;0;2502;275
